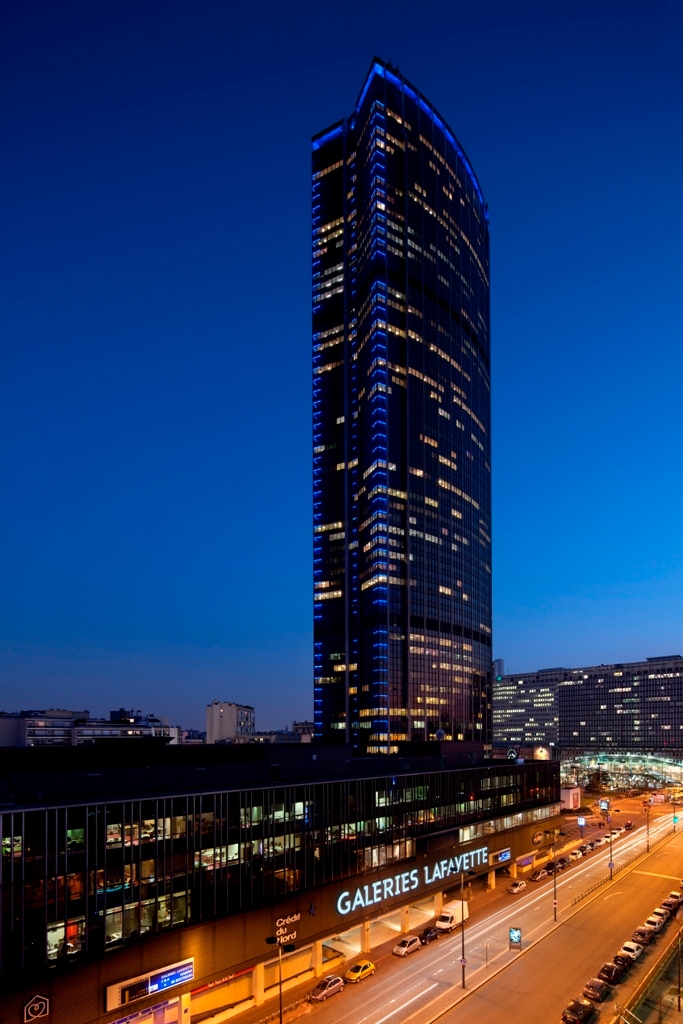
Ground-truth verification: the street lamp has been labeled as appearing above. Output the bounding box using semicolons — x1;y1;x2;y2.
544;830;558;922
460;871;466;989
266;936;296;1024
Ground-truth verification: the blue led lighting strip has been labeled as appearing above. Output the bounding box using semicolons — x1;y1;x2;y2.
354;60;488;219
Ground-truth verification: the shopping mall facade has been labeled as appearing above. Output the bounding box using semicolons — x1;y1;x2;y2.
0;743;560;1024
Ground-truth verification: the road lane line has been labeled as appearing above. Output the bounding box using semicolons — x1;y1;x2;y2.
371;982;439;1024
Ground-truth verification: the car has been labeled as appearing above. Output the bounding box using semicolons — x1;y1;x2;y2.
557;856;572;868
508;879;527;894
661;897;679;913
419;926;440;945
578;845;592;855
609;829;621;839
632;926;655;945
619;941;644;961
392;935;421;957
612;951;635;972
667;891;683;907
644;915;665;933
561;997;596;1023
344;960;376;983
624;820;634;830
598;961;626;984
583;978;611;1002
592;836;607;847
309;976;344;1002
530;869;548;882
651;906;671;924
569;850;583;860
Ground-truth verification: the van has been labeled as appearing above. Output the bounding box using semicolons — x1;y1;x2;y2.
435;899;470;932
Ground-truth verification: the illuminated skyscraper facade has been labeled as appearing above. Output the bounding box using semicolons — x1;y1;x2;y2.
313;59;492;755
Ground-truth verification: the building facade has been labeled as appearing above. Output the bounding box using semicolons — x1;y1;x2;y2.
312;58;492;755
493;655;683;754
0;744;559;1024
206;701;255;744
0;708;173;747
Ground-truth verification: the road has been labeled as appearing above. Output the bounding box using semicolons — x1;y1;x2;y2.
295;808;683;1024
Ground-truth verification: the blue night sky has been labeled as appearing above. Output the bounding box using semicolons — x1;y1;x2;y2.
2;0;682;730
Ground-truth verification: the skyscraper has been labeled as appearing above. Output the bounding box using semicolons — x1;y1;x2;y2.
313;59;491;755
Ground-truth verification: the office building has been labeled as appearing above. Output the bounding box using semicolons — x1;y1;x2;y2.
492;670;562;751
206;700;255;744
0;707;173;747
493;655;683;754
312;58;492;755
0;742;559;1023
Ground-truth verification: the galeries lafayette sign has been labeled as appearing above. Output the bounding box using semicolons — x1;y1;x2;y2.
335;845;489;915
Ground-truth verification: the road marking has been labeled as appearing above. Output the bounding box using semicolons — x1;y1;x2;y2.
632;871;681;880
603;891;627;899
373;982;439;1024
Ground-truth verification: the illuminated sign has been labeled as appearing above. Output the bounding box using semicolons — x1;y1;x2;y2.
578;816;586;827
489;848;511;865
509;927;522;947
335;846;489;915
105;959;194;1011
23;996;50;1023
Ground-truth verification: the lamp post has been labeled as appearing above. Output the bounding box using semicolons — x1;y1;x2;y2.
544;830;558;922
460;871;466;989
266;936;296;1024
646;801;650;852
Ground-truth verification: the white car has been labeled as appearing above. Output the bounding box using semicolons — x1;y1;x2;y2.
392;935;421;957
592;836;606;847
644;915;665;933
569;849;583;860
619;941;644;960
651;906;671;924
508;880;527;894
610;829;621;838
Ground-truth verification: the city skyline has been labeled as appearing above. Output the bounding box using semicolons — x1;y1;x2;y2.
2;1;682;730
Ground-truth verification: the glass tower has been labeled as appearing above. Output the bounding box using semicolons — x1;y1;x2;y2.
313;59;492;755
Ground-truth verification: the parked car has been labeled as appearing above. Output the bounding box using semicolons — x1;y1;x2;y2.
309;976;344;1002
557;856;572;868
619;941;644;961
632;926;655;945
561;998;596;1023
578;845;592;856
644;915;665;933
419;926;440;945
651;907;671;925
612;951;635;972
624;820;634;830
508;880;527;894
583;978;611;1002
569;850;583;861
592;836;606;847
392;935;421;957
598;961;626;984
667;891;683;907
530;868;548;882
344;960;376;983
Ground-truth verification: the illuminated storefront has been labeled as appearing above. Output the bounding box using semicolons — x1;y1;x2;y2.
0;743;560;1022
